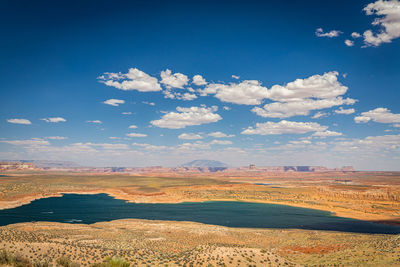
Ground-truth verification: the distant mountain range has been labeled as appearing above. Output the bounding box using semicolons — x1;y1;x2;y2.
1;160;82;168
180;160;228;168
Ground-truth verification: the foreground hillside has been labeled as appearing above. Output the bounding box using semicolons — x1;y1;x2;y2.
1;219;400;267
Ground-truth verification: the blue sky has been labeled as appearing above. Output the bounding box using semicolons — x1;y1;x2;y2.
1;0;399;170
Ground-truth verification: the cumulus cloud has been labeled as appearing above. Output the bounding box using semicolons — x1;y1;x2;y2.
103;99;125;107
232;75;240;80
201;80;268;105
160;69;189;89
126;133;147;137
192;75;207;86
335;107;355;114
41;117;66;123
362;0;400;46
180;93;198;101
354;107;400;123
1;138;50;146
315;28;342;37
150;106;222;129
242;120;328;135
252;71;355;119
208;131;235;138
312;111;329;119
210;140;232;145
252;97;355;118
7;118;31;125
142;101;155;106
128;125;137;129
351;32;362;38
267;71;348;102
87;120;102;124
99;68;162;92
312;130;343;137
345;39;355;46
178;133;203;140
332;134;400;152
45;136;68;140
132;143;168;150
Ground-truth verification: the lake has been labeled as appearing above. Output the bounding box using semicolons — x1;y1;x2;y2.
0;193;399;234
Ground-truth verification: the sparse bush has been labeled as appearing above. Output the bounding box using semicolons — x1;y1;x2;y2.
91;256;130;267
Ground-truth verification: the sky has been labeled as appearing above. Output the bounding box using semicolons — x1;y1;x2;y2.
0;0;399;170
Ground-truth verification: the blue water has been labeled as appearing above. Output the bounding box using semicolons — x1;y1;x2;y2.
0;194;399;234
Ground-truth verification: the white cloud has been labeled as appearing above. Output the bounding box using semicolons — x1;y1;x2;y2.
128;125;137;129
142;101;155;106
87;120;102;124
393;124;400;127
103;99;125;107
332;134;400;152
362;0;400;46
252;97;355;118
242;120;328;135
41;117;67;123
87;143;129;150
251;71;355;119
45;136;67;140
354;116;372;123
180;93;197;101
99;68;162;92
351;32;362;38
223;106;231;111
312;130;343;137
354;107;400;123
192;75;207;86
122;112;132;115
178;133;203;140
126;133;147;138
232;75;240;80
345;39;355;46
109;137;120;140
315;28;342;37
312;111;329;119
267;71;348;102
208;131;235;138
1;138;50;146
132;143;168;150
150;106;222;129
335;107;355;115
7;118;31;125
160;69;189;89
201;80;268;105
210;140;232;145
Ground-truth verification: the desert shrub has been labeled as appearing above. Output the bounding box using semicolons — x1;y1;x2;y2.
91;256;130;267
56;256;80;267
0;249;13;264
0;249;32;267
34;261;50;267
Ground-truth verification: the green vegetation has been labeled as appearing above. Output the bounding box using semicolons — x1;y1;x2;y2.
91;256;130;267
0;249;32;267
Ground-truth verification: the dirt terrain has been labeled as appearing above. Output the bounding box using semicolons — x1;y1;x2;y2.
1;219;399;266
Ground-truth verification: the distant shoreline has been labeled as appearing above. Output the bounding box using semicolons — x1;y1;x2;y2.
1;190;399;228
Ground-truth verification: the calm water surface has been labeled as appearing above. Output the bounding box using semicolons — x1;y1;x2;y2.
0;194;399;234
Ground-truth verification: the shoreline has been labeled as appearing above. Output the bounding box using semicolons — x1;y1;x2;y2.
0;188;399;228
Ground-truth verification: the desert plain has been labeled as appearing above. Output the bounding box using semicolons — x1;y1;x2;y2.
0;170;399;266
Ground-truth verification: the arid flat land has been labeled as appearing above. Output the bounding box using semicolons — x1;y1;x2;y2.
0;171;400;266
1;219;400;266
